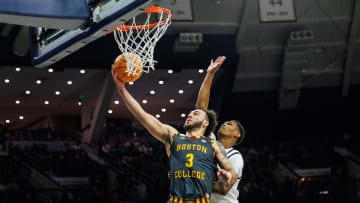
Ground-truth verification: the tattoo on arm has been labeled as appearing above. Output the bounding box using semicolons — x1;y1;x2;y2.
215;140;227;167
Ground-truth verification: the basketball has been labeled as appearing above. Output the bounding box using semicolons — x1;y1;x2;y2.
112;52;143;83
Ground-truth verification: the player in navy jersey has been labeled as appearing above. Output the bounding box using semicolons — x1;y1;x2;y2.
112;70;238;202
196;56;245;203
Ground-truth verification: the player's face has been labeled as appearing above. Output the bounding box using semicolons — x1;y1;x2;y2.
183;110;207;130
217;121;239;137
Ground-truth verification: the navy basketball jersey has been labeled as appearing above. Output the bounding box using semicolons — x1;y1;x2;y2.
168;133;217;202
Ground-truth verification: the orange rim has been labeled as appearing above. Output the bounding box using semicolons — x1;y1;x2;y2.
106;6;171;35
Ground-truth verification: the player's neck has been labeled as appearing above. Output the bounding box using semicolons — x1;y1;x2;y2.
218;136;235;149
185;128;205;137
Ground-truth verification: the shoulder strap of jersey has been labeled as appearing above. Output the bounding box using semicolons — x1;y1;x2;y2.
210;139;215;158
170;131;179;145
168;131;179;157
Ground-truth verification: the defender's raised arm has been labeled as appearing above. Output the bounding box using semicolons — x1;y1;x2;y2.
196;56;226;110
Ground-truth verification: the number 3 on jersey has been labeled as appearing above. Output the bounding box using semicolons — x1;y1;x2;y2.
185;153;194;168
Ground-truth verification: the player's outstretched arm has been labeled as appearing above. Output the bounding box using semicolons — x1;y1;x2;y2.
213;140;238;195
112;70;177;147
195;56;226;110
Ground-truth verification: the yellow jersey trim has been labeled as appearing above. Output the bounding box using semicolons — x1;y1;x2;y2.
169;195;210;203
168;131;179;157
210;139;215;158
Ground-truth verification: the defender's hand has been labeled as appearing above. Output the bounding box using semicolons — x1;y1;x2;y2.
207;56;226;74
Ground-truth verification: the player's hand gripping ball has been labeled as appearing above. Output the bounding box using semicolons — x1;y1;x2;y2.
112;52;143;83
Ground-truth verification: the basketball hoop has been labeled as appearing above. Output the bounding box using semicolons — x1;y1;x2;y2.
107;6;172;76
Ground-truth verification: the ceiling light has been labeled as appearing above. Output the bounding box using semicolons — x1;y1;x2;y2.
129;82;134;85
178;89;184;94
15;100;20;104
55;91;61;95
80;69;86;74
158;80;164;85
4;79;10;83
108;109;113;114
78;101;82;106
150;90;155;95
188;80;194;84
161;108;166;112
44;100;49;105
155;114;160;118
67;80;73;85
114;100;120;105
181;113;186;118
5;120;10;124
36;80;42;84
169;99;175;103
168;69;173;74
142;100;148;104
19;116;24;120
15;67;21;72
48;68;54;73
198;69;204;73
25;90;31;95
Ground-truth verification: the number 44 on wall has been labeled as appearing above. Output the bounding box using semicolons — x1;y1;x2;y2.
259;0;296;22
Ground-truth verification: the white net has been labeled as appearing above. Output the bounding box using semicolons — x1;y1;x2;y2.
113;8;171;76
